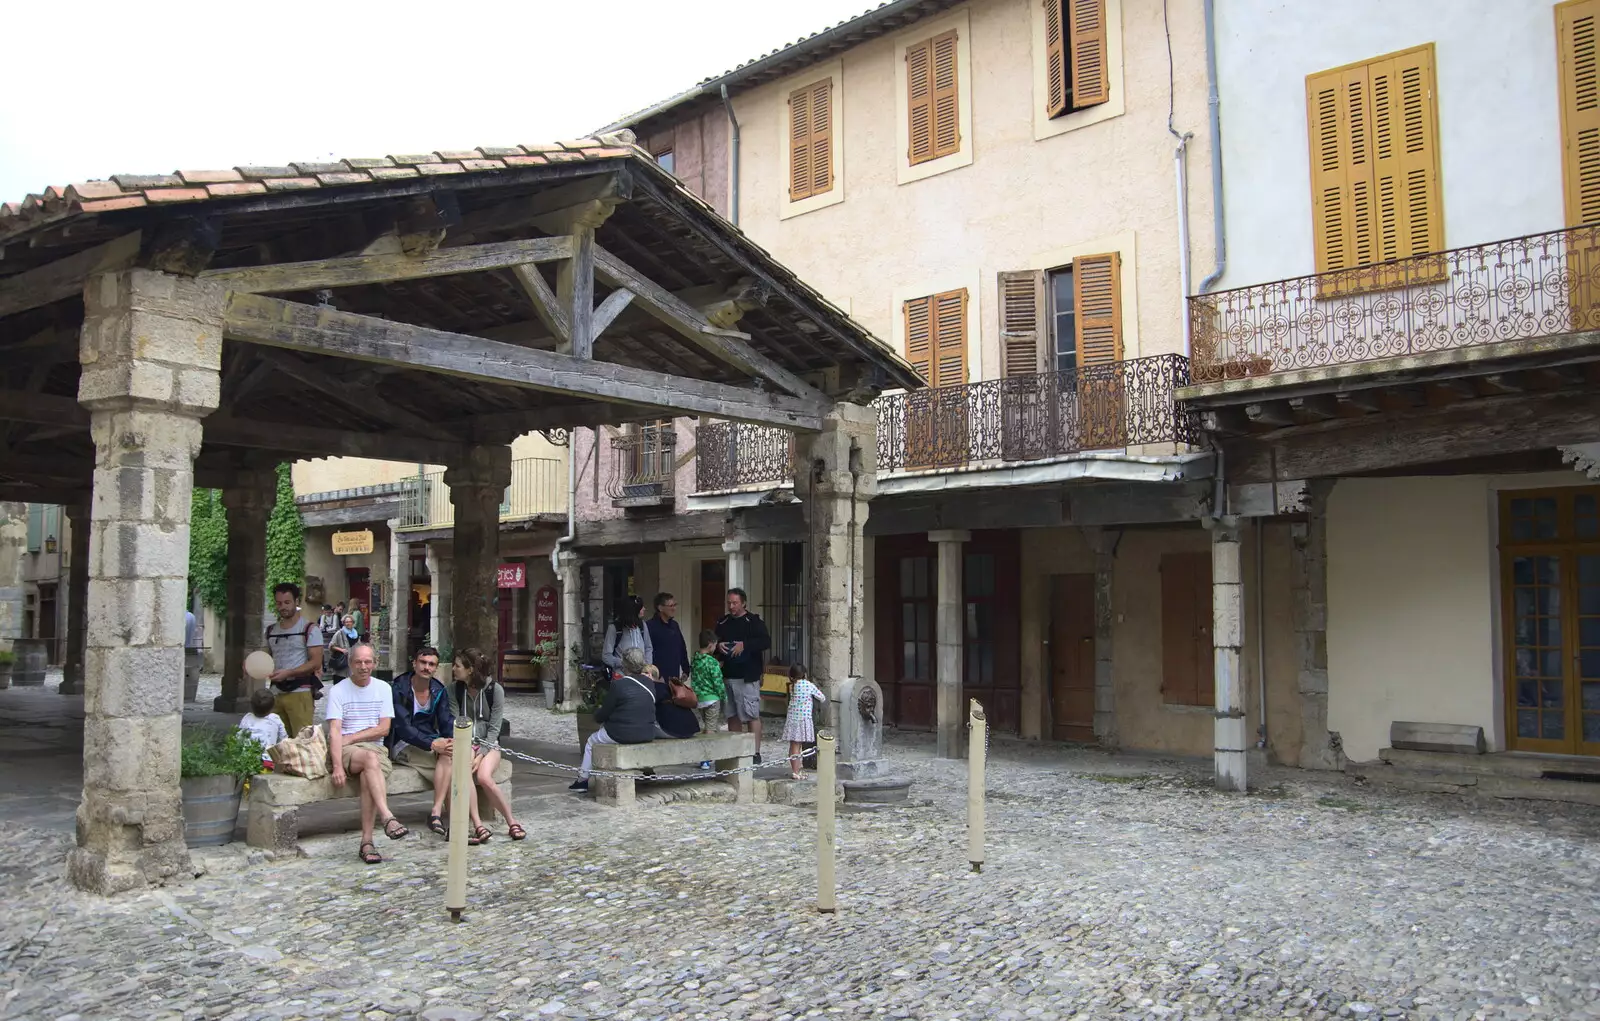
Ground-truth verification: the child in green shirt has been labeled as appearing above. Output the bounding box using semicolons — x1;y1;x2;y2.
690;629;726;769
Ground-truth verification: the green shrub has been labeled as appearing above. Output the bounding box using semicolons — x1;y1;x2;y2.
0;650;14;666
181;728;266;780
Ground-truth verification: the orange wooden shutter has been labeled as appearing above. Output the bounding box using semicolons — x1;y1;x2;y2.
1369;49;1442;262
907;38;935;164
1067;0;1109;108
1044;0;1068;117
1073;253;1122;365
1560;0;1600;226
808;78;834;197
1306;65;1369;273
904;296;934;383
788;83;813;200
933;288;968;386
999;270;1046;377
931;31;961;159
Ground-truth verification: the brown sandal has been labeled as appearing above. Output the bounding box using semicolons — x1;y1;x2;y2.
468;825;492;846
358;842;382;864
507;823;527;841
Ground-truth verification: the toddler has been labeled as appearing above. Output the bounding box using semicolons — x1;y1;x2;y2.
782;663;827;780
689;630;727;769
238;687;288;769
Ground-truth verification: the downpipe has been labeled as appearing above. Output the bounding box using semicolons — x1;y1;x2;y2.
1198;0;1227;293
721;84;741;226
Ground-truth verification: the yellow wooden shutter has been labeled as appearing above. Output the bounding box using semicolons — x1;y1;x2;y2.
1068;0;1109;108
931;31;961;159
1560;0;1600;226
933;288;968;386
999;270;1046;377
1074;253;1122;365
904;295;934;383
1369;48;1442;262
907;38;935;165
789;83;813;200
808;78;834;197
1306;68;1354;273
1044;0;1068;117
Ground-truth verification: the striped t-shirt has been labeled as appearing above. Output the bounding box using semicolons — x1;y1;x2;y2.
326;677;394;737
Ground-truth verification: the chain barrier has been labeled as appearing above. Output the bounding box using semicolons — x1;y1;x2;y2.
494;743;872;783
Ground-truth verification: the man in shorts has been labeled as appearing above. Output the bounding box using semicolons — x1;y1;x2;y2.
715;587;770;765
327;642;407;863
389;646;457;835
265;582;324;737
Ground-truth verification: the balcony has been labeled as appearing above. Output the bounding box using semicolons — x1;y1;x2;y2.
1188;225;1600;387
608;427;676;508
397;457;564;531
690;354;1198;491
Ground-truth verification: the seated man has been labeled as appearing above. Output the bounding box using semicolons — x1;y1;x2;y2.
569;646;659;794
389;646;456;838
327;642;408;863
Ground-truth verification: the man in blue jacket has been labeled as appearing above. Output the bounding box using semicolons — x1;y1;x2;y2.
389;646;456;836
645;591;690;681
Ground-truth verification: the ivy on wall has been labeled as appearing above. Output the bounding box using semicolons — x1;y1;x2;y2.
188;488;229;614
265;463;304;595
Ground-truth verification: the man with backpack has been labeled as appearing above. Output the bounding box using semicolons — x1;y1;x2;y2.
265;582;324;738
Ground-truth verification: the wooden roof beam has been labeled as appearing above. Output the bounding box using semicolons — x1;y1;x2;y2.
0;231;141;318
222;292;827;431
253;350;457;441
200;235;573;294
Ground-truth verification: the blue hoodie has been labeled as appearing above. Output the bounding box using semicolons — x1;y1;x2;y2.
389;672;455;752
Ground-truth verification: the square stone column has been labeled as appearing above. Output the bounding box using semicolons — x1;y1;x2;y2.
558;550;583;709
69;268;223;895
59;503;91;696
794;403;876;721
1209;517;1248;792
427;544;452;654
930;529;969;759
722;540;752;595
1293;481;1344;770
446;446;511;658
1085;527;1119;747
217;471;274;714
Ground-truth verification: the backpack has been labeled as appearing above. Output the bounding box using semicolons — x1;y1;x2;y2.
263;620;317;691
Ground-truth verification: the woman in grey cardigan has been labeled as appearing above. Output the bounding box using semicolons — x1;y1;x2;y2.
449;647;525;844
601;595;652;676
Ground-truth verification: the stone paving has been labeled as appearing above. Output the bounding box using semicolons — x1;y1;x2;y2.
2;679;1599;1021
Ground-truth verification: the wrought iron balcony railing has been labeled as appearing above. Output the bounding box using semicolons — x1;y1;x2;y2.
690;354;1196;488
1189;224;1600;383
397;457;564;531
608;427;677;507
695;420;797;492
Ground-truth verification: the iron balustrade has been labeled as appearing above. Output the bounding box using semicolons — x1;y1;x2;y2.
398;457;564;530
1189;224;1600;382
607;427;677;505
690;354;1196;487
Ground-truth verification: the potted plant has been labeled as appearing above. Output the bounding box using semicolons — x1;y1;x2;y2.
530;638;562;709
574;645;609;750
0;649;13;690
179;727;266;847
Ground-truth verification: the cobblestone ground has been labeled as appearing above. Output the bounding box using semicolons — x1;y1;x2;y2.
5;691;1600;1021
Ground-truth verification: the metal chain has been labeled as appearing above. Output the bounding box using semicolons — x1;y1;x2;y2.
496;744;869;783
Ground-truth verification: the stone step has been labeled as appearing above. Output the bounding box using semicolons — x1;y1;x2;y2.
1349;760;1600;807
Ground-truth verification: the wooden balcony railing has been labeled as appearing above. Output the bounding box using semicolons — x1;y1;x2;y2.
1189;224;1600;383
691;354;1196;489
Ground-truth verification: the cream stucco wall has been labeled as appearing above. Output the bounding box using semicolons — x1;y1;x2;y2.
293;434;565;498
731;0;1212;377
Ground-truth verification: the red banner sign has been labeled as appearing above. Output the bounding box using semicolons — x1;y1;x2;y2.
534;585;558;647
496;563;527;589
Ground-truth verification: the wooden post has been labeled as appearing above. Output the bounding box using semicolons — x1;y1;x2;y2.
816;730;837;914
445;717;473;921
968;699;986;873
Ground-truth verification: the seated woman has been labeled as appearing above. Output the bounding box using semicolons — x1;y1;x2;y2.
645;663;700;740
448;648;526;844
569;647;659;794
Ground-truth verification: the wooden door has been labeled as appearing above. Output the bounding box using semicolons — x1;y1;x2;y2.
346;568;370;618
1160;552;1214;706
1049;573;1096;742
960;533;1022;733
875;535;937;729
699;559;726;637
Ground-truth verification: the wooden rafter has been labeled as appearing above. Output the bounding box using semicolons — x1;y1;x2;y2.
254;350;455;441
0;232;141;317
200;236;573;294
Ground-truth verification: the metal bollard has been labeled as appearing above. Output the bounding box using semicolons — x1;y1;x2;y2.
816;730;837;914
445;718;473;921
968;699;986;873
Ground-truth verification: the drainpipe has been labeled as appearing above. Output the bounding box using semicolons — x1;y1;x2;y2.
550;437;578;577
1255;518;1268;749
1174;137;1193;354
1197;0;1228;293
720;84;741;227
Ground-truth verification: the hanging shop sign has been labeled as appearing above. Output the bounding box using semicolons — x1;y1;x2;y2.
534;585;558;646
331;530;374;556
497;563;527;589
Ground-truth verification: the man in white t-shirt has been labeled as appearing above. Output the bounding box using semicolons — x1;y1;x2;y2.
326;642;406;862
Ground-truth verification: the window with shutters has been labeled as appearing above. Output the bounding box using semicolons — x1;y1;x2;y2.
1043;0;1111;119
1305;45;1444;291
787;77;834;202
1559;0;1600;228
896;13;973;184
902;289;969;387
996;254;1123;379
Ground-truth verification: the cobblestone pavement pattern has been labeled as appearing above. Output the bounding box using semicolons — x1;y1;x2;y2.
3;681;1599;1021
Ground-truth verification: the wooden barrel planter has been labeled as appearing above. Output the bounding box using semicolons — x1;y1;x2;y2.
577;712;600;752
181;775;243;846
10;639;47;686
500;650;541;695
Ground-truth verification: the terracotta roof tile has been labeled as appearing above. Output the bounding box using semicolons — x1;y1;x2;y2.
111;173;182;189
178;169;244;185
476;146;527;158
145;187;212;204
543;151;587;163
367;166;421;180
64;181;124;200
502;154;549;167
559;138;602;149
313;172;372;186
78;195;148;214
262;177;321;191
521;143;569;154
457;159;507;171
432;149;484;161
415;163;467;176
291;162;351;175
387;154;438;166
343;157;396;169
236;166;300;180
206;181;269;197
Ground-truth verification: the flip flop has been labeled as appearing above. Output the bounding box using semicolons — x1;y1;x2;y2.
358;842;382;864
427;813;447;837
382;817;409;840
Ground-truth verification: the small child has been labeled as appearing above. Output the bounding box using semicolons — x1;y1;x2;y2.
238;687;288;769
782;663;827;780
690;630;726;770
643;664;661;681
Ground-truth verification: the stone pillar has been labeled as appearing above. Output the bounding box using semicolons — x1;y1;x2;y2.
558;550;583;709
387;521;407;674
794;403;877;720
68;268;223;895
216;471;274;714
930;530;969;759
1293;481;1344;770
446;446;511;658
427;544;452;654
1085;527;1119;747
1210;517;1247;792
59;504;91;696
722;540;751;596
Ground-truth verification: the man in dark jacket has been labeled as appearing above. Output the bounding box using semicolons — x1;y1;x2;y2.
715;587;771;763
645;591;690;681
570;647;658;792
389;647;457;832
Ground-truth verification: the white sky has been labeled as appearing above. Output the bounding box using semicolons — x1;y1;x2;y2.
0;0;876;202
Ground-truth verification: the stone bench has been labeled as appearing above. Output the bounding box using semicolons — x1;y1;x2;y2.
247;755;513;850
591;732;757;808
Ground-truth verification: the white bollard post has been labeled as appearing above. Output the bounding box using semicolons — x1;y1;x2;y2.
446;717;473;921
968;699;986;873
816;730;837;914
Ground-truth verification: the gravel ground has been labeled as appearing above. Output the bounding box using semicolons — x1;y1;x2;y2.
11;676;1599;1020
